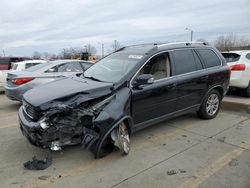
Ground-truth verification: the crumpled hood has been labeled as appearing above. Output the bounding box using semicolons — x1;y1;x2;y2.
23;76;114;108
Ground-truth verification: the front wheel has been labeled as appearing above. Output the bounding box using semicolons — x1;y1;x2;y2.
197;90;221;119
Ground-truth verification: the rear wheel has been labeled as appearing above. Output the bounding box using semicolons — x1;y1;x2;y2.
197;90;221;119
244;83;250;97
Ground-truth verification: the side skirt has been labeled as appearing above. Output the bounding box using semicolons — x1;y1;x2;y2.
133;104;201;132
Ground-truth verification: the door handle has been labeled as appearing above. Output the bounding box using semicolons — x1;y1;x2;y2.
200;75;209;82
166;83;177;89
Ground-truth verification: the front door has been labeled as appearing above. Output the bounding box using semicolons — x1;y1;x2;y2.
131;52;177;125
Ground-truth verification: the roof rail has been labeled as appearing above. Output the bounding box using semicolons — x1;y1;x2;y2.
157;41;208;48
124;43;158;48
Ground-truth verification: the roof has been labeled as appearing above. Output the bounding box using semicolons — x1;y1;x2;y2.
13;60;47;64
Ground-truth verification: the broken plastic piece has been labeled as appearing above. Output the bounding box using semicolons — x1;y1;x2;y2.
23;149;52;170
82;127;99;150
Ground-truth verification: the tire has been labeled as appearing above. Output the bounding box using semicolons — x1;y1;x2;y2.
90;136;115;159
244;83;250;97
197;89;221;120
90;122;130;158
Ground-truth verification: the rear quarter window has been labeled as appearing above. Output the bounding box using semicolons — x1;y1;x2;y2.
197;49;221;68
246;53;250;60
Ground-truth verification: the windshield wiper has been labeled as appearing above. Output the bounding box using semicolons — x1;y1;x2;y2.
84;76;102;82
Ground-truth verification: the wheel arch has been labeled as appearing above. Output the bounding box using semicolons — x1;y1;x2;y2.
95;115;133;158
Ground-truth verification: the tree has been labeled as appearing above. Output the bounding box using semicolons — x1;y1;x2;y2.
111;40;122;52
214;35;250;51
84;44;97;55
32;51;42;59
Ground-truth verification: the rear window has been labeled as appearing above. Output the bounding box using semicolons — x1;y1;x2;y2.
197;49;221;68
11;64;18;70
221;53;241;63
26;63;48;72
25;63;41;69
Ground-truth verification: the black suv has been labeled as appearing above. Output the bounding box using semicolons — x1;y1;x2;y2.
19;42;230;158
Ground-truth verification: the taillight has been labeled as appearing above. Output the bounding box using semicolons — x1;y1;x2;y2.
13;78;35;85
230;64;246;71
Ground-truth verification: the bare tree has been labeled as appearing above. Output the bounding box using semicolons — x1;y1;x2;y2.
32;51;42;59
214;35;250;51
111;40;122;52
84;44;97;55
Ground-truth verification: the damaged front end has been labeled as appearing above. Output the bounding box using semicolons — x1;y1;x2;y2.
19;87;133;164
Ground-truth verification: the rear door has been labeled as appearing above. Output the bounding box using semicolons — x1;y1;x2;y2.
170;49;208;111
131;52;178;125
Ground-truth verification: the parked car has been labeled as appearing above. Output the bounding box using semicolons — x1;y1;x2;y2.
19;42;230;159
221;50;250;97
0;57;31;92
0;60;47;92
0;57;31;70
5;60;93;101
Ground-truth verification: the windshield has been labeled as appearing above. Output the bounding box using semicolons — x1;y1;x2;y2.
222;53;241;63
25;63;48;72
84;52;143;83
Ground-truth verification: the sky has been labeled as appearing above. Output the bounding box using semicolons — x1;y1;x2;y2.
0;0;249;56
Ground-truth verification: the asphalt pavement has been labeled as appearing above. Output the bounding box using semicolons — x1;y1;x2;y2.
0;94;250;188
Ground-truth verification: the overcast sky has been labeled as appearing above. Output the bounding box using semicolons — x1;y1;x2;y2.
0;0;249;56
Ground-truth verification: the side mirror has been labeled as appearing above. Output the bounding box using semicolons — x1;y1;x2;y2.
134;74;154;87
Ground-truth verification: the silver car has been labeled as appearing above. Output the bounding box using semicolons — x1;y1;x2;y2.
5;60;93;101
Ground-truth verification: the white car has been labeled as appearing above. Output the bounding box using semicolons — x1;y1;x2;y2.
0;60;47;92
221;50;250;97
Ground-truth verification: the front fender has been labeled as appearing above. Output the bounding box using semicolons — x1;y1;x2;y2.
93;87;133;158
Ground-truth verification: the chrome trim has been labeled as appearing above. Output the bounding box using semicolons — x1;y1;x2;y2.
22;101;34;119
129;48;223;88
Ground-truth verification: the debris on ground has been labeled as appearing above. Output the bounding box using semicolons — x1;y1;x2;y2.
228;158;238;167
217;137;226;142
179;169;187;173
167;169;187;175
38;175;51;180
182;135;187;137
23;149;52;170
167;170;177;175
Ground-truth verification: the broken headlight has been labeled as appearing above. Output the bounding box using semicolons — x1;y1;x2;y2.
39;118;49;129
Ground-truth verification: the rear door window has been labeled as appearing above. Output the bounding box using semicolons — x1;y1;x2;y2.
171;49;202;75
197;49;221;68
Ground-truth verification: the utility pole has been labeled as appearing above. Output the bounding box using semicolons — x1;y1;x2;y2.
114;40;118;51
98;42;105;57
2;50;5;56
101;43;104;57
185;28;194;42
